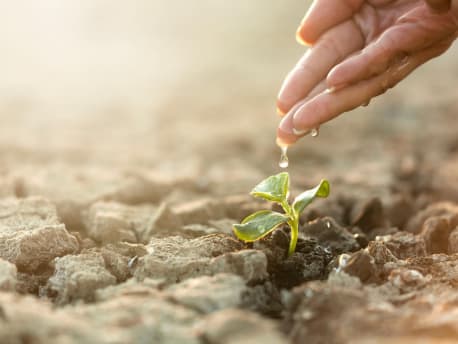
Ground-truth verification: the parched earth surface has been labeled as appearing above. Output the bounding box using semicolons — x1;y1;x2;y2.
1;1;458;344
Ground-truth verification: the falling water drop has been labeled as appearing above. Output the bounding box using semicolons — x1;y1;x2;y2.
279;146;289;169
311;127;319;137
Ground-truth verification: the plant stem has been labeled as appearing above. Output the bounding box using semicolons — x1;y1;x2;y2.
281;200;298;256
288;218;298;256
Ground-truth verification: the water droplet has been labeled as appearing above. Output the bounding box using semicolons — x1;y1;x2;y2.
311;127;319;137
279;146;289;169
128;256;139;270
336;253;351;272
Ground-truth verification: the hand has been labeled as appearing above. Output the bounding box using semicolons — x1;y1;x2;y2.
276;0;458;145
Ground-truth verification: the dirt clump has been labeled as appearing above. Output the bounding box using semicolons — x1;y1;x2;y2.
254;228;333;289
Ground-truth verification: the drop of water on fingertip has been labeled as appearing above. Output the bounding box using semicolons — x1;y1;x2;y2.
311;127;319;137
279;146;289;169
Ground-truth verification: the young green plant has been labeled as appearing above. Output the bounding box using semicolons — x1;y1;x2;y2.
233;172;330;256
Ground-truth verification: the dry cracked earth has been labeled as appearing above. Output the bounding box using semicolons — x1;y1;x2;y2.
1;135;458;344
1;1;458;343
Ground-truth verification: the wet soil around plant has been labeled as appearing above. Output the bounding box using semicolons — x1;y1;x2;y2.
1;1;458;343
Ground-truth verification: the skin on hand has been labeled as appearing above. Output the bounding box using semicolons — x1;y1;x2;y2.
277;0;458;146
425;0;451;12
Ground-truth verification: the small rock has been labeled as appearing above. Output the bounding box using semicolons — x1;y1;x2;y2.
350;228;370;248
0;258;17;291
173;198;225;225
420;216;452;254
100;248;131;282
366;241;398;266
377;232;427;259
71;231;97;250
301;216;359;255
242;281;283;317
166;274;247;313
448;227;458;254
327;270;362;289
431;156;458;201
386;194;414;229
210;250;268;283
133;234;264;284
19;270;53;295
83;201;155;244
104;241;148;258
341;250;376;283
45;252;117;304
405;202;458;234
388;268;426;290
95;278;163;301
0;197;79;272
0;197;60;231
0;225;79;273
195;308;287;344
142;202;183;239
350;198;387;232
283;282;368;344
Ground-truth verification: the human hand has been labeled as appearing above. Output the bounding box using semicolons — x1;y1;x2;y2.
277;0;458;145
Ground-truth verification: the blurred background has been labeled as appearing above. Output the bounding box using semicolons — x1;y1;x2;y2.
0;0;457;198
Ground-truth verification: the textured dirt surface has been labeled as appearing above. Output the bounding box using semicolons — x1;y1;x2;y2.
1;1;458;343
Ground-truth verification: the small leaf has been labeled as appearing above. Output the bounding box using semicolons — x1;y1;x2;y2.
250;172;289;203
233;210;289;242
292;179;330;215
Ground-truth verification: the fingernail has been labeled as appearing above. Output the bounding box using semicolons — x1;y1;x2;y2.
279;115;292;134
276;137;289;148
292;128;310;136
292;102;314;133
276;105;285;117
295;29;310;47
277;127;298;146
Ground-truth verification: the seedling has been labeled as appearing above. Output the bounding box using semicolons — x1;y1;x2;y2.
233;172;330;256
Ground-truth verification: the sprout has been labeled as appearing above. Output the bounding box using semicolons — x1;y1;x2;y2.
233;172;330;256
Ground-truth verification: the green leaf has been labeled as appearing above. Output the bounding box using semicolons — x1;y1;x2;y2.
233;210;289;242
292;179;330;215
250;172;289;203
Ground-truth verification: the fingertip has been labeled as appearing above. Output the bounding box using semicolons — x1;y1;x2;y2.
292;101;322;132
326;63;349;89
276;99;289;118
295;24;316;47
295;27;312;47
276;127;298;146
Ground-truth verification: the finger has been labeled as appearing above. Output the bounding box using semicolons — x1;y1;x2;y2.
327;7;458;88
296;0;364;45
425;0;451;13
277;20;364;116
277;81;327;145
293;40;452;133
